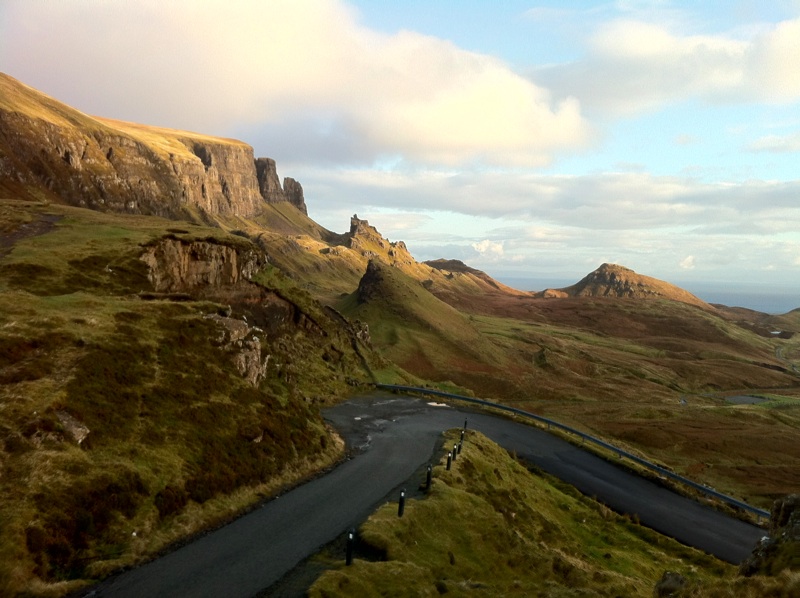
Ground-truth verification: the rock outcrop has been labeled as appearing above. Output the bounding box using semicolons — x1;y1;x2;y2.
282;177;307;215
205;313;271;387
0;72;305;220
254;157;307;215
347;214;414;264
140;237;265;293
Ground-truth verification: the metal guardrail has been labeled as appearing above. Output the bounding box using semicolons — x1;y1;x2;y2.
376;384;771;520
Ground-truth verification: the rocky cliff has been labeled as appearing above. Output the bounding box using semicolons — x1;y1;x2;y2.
255;157;307;215
346;214;414;264
0;72;304;220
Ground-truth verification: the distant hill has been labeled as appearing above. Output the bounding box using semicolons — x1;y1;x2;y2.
539;263;711;309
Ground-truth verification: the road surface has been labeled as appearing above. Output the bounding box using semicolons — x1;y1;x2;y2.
86;392;764;597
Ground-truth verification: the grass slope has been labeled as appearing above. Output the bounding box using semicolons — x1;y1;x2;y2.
0;199;382;596
337;259;507;391
311;430;798;596
345;264;800;507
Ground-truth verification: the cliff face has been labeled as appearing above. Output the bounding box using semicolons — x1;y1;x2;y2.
0;73;304;220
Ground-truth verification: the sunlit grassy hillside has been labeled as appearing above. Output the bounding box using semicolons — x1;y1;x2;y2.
332;249;800;508
311;430;798;597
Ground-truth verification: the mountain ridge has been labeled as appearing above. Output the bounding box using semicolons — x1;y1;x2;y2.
0;71;715;312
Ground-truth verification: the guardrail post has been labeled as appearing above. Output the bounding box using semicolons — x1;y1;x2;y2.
446;451;452;470
398;489;406;517
346;529;355;565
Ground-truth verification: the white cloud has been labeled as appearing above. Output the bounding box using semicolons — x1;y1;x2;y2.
748;131;800;153
536;17;800;117
1;0;591;168
679;255;696;269
303;167;800;234
472;239;504;257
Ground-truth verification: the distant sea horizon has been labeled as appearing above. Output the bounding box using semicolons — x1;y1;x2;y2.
497;277;800;315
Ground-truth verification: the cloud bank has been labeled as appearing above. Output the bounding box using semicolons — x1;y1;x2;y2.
537;16;800;116
2;0;591;168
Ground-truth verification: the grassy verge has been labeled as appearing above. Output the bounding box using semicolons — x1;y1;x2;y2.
310;430;797;597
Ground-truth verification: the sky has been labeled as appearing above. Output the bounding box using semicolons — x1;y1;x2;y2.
2;0;800;307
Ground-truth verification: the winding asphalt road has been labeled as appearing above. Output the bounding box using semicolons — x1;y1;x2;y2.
86;392;765;597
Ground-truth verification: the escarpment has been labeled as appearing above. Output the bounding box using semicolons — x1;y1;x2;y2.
0;72;305;220
137;234;384;379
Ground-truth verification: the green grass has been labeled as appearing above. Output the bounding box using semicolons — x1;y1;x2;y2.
748;394;800;410
309;431;733;596
310;431;797;597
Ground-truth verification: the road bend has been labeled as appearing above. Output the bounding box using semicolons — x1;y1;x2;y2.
86;392;764;597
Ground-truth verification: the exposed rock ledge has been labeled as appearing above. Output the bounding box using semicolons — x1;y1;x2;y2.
205;314;271;387
140;237;265;293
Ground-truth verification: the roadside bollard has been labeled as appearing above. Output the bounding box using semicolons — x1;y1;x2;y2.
453;444;458;461
398;489;406;517
447;451;452;470
426;464;432;492
457;441;462;455
460;429;465;443
346;529;355;566
464;418;468;430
